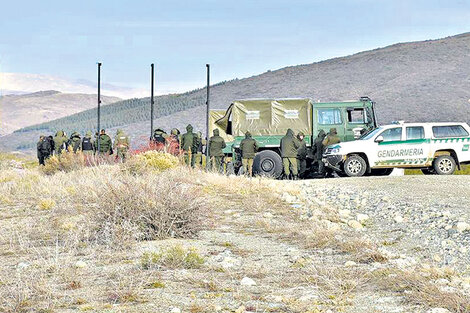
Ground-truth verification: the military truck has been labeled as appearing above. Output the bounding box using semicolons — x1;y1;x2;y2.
209;97;378;177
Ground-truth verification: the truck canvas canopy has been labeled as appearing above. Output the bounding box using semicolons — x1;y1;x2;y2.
210;109;235;142
230;98;312;136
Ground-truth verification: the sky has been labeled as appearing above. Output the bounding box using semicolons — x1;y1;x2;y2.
1;0;470;97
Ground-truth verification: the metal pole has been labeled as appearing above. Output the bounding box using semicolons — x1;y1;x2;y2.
205;64;210;170
150;63;155;139
97;62;102;153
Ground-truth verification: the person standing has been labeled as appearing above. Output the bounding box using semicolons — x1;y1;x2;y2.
280;129;300;180
69;132;82;153
313;130;326;175
114;129;130;162
152;128;167;151
208;129;226;172
192;131;205;168
296;132;307;178
97;129;113;155
81;131;94;155
53;130;68;155
321;128;340;177
166;128;180;156
181;124;196;165
37;135;51;165
239;131;258;176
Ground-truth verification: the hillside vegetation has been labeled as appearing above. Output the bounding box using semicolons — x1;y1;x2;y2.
0;91;120;136
2;32;470;151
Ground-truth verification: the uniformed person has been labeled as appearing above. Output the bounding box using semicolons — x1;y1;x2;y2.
296;132;307;178
114;129;130;162
239;131;258;176
280;128;300;180
152;128;167;151
190;130;201;168
69;132;82;153
97;129;113;155
192;131;205;168
313;130;326;174
208;129;226;172
81;131;94;155
181;124;196;165
166;128;180;156
47;135;55;156
53;130;68;155
321;128;340;177
37;135;51;165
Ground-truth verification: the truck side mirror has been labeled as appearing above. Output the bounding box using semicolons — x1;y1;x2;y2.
375;136;384;143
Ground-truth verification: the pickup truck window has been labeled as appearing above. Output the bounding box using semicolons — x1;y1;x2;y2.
406;126;425;140
380;127;402;142
432;125;469;138
318;109;342;125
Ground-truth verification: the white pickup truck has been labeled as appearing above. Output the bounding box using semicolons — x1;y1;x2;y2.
323;122;470;177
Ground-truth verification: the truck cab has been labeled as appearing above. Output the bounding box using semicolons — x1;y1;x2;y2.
210;97;378;178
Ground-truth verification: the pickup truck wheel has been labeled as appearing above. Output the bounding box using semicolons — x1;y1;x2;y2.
433;155;456;175
253;150;283;178
344;155;367;177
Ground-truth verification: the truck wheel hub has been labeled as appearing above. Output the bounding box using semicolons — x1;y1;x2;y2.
347;160;362;173
438;159;452;173
261;159;274;172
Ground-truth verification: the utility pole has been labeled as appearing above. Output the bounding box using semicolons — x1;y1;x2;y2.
150;63;155;140
205;64;210;170
97;62;102;153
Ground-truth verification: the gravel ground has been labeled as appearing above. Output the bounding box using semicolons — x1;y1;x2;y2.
296;175;470;272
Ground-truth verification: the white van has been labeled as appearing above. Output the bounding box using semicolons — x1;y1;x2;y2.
323;122;470;177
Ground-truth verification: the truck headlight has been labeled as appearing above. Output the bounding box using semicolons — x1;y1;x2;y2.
329;147;341;154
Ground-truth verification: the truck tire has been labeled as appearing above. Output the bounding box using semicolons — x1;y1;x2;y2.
253;150;283;178
370;168;393;176
344;155;367;177
433;155;456;175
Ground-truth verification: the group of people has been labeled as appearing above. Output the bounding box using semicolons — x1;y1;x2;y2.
36;129;130;165
280;127;340;180
151;124;227;171
37;124;340;179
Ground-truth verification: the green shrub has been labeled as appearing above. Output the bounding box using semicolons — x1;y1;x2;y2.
123;151;179;175
141;245;204;269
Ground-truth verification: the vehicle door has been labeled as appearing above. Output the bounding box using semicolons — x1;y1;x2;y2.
345;107;368;141
403;126;430;166
315;107;345;140
374;126;405;167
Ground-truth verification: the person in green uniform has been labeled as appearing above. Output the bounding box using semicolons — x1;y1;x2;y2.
208;129;226;172
114;129;130;162
280;129;300;180
181;124;196;165
296;132;307;178
239;131;258;177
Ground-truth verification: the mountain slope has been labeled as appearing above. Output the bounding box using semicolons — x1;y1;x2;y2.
0;91;121;135
2;32;470;151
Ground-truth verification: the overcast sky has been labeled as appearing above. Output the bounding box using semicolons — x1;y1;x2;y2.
1;0;470;95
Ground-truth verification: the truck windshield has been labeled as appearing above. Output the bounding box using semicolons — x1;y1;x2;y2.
360;127;383;140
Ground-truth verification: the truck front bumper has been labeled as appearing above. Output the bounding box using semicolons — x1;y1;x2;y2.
322;155;344;172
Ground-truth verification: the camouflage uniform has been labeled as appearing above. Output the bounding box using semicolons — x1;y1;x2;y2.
239;131;258;176
181;124;196;166
166;128;180;156
208;129;226;172
53;130;68;155
192;131;205;168
313;130;326;174
97;131;113;155
114;129;130;162
280;129;300;179
69;132;82;153
37;135;51;165
296;132;307;178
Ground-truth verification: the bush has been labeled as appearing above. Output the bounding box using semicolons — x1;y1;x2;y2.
141;245;205;269
123;151;179;175
70;169;208;247
41;151;86;175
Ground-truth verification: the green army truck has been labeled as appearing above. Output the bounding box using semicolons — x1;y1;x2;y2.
209;97;378;177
